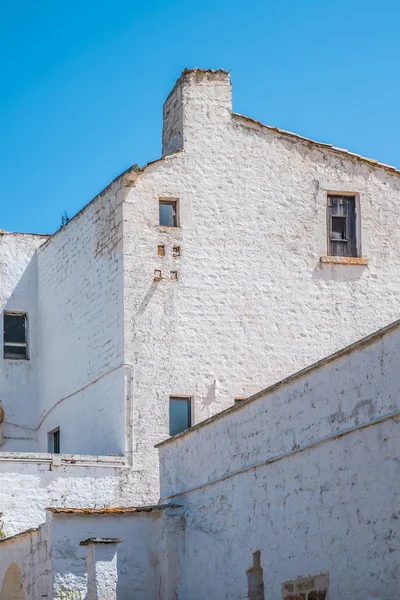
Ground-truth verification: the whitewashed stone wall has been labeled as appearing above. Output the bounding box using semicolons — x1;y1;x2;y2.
122;69;400;499
0;507;182;600
50;510;167;600
158;321;400;599
0;233;48;451
0;525;51;599
0;458;135;537
0;177;126;456
2;68;400;536
36;179;125;455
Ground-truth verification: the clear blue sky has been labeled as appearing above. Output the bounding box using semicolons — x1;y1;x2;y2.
1;0;399;233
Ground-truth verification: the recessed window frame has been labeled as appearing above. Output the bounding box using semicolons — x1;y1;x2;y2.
3;311;29;360
326;192;361;258
48;427;60;454
169;396;192;436
159;198;179;228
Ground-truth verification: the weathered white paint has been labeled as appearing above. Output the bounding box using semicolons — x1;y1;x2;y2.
122;69;400;499
51;511;165;600
0;233;48;451
0;506;183;600
0;458;135;537
36;181;125;455
2;68;400;537
1;317;398;599
158;320;400;599
85;541;119;600
0;526;51;600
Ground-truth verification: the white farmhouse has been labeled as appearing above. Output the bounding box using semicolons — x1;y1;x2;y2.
0;69;399;597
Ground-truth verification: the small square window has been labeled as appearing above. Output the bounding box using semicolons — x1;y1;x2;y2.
48;427;60;454
169;397;191;436
3;312;28;359
159;199;178;227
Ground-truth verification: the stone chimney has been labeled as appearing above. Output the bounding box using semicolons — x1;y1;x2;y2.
162;68;232;156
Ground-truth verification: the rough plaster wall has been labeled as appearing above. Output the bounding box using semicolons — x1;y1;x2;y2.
36;180;125;454
0;233;48;451
159;324;400;496
167;419;398;600
123;71;400;501
0;461;152;537
51;513;162;600
0;526;51;600
86;542;118;600
4;70;400;531
157;321;400;598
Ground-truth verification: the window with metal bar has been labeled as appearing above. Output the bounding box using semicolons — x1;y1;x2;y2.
3;313;28;359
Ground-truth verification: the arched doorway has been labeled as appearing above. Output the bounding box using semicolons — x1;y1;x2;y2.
0;563;25;600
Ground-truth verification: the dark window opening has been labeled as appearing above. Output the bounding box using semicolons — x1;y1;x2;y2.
159;199;178;227
331;216;346;240
3;313;28;359
48;428;60;454
169;397;191;436
328;195;357;257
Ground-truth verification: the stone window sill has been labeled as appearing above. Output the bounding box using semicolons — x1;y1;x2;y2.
320;256;368;266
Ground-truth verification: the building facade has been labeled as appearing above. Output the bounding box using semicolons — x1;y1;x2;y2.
1;68;400;536
1;318;398;599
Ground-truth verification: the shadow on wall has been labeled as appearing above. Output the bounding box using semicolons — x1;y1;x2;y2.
0;563;25;600
4;253;39;315
2;253;40;449
312;262;368;282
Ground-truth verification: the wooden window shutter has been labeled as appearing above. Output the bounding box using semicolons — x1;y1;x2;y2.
328;195;357;257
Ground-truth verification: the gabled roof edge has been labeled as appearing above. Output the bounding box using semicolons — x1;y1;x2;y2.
232;113;400;176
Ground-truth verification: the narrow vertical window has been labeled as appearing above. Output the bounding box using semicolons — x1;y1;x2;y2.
48;428;60;454
328;195;357;257
169;397;191;436
159;199;178;227
3;313;28;359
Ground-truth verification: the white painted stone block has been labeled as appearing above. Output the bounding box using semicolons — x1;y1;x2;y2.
83;539;121;600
